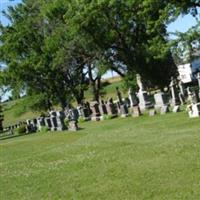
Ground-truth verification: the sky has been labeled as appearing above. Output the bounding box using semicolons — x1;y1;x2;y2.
0;0;199;99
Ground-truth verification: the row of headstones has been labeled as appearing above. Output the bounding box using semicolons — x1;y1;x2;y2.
26;110;79;133
4;109;79;135
76;74;200;120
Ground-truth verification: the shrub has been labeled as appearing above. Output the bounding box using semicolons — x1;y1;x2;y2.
64;118;69;127
103;115;113;120
78;117;86;123
17;125;26;135
39;126;49;133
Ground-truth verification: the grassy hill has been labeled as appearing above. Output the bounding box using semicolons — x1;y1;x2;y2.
2;77;124;127
1;111;200;199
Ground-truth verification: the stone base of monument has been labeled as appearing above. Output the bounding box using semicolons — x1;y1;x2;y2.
160;105;169;115
173;105;180;113
187;103;200;118
68;121;78;131
91;116;104;121
131;106;141;117
149;109;156;116
120;104;129;118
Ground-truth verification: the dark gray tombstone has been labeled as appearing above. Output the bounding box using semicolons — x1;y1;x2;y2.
37;117;45;131
128;88;139;107
90;101;101;121
44;117;52;130
197;72;200;99
120;104;129;118
50;117;58;131
67;108;79;131
99;100;108;115
106;98;118;118
116;87;123;105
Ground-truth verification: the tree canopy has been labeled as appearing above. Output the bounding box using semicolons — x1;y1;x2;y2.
0;0;199;109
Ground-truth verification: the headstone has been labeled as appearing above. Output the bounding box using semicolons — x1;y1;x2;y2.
90;101;101;121
178;79;186;104
187;87;198;104
120;104;129;118
124;97;131;108
44;117;52;130
154;92;168;109
56;116;66;131
128;88;139;107
99;100;108;115
67;108;79;131
196;72;200;99
26;119;37;133
136;74;152;111
132;106;141;117
106;98;118;118
187;103;200;118
37;117;45;131
68;121;78;131
50;117;58;131
116;87;123;105
173;105;180;113
169;77;180;106
67;108;79;121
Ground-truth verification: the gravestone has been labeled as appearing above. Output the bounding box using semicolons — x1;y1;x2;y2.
128;88;141;117
128;88;139;107
106;98;118;118
90;101;101;121
169;77;180;106
116;87;123;105
120;104;129;118
26;119;37;133
173;105;180;113
196;72;200;99
132;106;141;117
44;117;52;130
178;79;186;104
99;100;108;115
136;74;152;111
187;87;198;104
50;117;58;131
37;117;45;131
154;92;168;109
67;108;79;131
187;103;200;118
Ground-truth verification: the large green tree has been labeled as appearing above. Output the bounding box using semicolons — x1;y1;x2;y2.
0;0;89;109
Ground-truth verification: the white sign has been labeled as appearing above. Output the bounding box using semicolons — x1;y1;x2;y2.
178;63;192;83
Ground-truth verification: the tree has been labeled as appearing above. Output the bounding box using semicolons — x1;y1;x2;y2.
0;98;4;131
65;0;178;88
0;0;89;109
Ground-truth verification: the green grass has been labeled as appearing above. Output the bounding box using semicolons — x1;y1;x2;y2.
1;111;200;199
2;98;39;127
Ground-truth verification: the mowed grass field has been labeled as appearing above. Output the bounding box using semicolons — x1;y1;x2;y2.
1;111;200;200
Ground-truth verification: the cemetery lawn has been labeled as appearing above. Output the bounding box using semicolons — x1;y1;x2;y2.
1;112;200;200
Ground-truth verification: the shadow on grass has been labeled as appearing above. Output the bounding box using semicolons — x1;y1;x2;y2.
0;132;36;141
